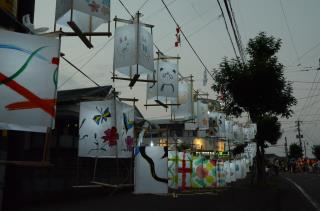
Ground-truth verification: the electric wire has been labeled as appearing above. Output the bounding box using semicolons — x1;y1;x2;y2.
279;0;301;65
161;0;214;79
216;0;239;60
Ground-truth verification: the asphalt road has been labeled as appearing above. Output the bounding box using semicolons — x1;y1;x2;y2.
21;174;315;211
282;172;320;210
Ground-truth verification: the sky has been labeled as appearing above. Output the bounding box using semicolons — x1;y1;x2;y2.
33;0;320;157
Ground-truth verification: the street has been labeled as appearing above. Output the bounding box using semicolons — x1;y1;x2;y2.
22;174;316;211
282;172;320;210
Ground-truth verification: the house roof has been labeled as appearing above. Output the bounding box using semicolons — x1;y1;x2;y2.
57;86;113;104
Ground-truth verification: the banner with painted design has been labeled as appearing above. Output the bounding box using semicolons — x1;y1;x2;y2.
207;112;225;137
225;120;234;140
192;156;217;188
134;146;168;194
224;161;231;183
0;30;60;132
197;100;209;130
114;24;154;76
147;59;178;101
55;0;110;32
230;161;236;182
171;78;193;120
78;100;134;158
216;160;226;187
233;124;244;143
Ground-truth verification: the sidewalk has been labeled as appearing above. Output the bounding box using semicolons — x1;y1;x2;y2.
22;174;315;211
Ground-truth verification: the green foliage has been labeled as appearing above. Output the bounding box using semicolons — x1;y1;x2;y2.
255;115;282;146
289;143;303;159
212;32;296;119
312;145;320;160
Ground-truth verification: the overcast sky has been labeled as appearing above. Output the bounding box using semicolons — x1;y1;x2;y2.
34;0;320;157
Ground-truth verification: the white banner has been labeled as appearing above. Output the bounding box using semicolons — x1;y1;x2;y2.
134;146;168;194
147;59;178;101
55;0;109;32
78;100;134;158
197;100;209;130
0;30;60;131
114;24;154;75
73;0;110;21
172;78;193;120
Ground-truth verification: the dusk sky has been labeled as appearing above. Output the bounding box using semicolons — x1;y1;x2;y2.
34;0;320;157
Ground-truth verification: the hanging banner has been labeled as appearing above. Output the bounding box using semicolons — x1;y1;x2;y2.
134;146;168;194
225;120;234;140
197;100;209;130
78;100;134;158
224;161;231;183
147;59;178;101
55;0;109;32
0;30;60;131
73;0;110;21
114;24;154;75
233;124;244;143
230;161;236;182
192;156;217;188
171;78;193;120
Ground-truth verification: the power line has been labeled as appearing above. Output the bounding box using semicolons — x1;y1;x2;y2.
224;0;245;63
58;38;114;89
161;0;214;79
279;0;301;65
118;0;134;19
61;56;101;87
137;0;150;12
216;0;239;59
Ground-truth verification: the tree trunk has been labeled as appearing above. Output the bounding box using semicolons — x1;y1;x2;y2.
255;141;265;185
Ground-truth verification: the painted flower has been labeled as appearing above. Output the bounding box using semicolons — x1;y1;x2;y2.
101;127;118;147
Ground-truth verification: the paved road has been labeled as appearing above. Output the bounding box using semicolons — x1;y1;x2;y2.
21;175;315;211
282;172;320;210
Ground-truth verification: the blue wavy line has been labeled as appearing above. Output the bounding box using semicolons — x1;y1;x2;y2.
0;44;49;62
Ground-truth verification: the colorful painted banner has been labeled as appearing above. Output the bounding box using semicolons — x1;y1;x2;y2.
168;151;178;189
192;156;217;188
134;146;168;194
78;100;134;158
0;30;60;131
147;59;178;102
113;24;154;76
177;151;192;190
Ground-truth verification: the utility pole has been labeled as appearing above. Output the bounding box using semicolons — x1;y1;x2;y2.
284;137;288;158
304;141;308;158
295;120;303;149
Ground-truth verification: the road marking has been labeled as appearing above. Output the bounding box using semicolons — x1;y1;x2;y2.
283;176;320;211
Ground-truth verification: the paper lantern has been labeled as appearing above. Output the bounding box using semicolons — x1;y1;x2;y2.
114;23;154;76
197;100;209;130
135;146;168;194
147;59;178;101
171;78;193;120
78;100;134;158
55;0;110;32
0;30;60;131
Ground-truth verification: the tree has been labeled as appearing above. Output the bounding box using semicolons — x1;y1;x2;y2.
289;143;303;159
212;32;296;182
312;145;320;160
232;143;246;156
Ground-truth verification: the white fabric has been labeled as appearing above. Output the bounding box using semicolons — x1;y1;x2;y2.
134;146;168;194
78;100;134;158
0;30;60;130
